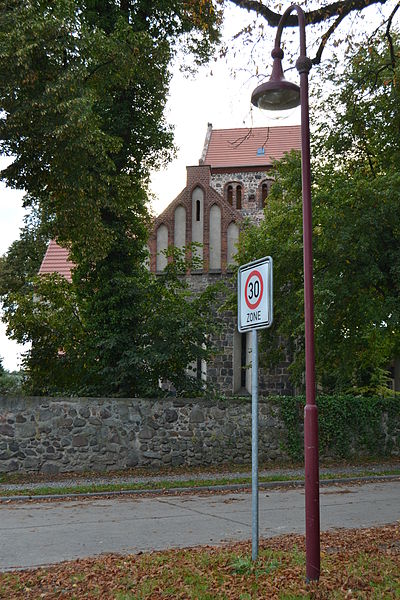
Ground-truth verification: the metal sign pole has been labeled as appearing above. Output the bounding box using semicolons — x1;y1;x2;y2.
251;328;259;561
238;256;272;564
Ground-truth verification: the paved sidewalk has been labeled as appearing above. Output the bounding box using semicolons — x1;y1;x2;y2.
0;480;399;570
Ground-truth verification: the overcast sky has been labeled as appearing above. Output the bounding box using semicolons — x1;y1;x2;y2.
0;3;317;370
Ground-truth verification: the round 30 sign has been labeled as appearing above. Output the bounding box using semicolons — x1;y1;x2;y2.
238;257;273;332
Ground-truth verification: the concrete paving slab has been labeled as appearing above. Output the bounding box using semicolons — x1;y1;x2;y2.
0;481;399;571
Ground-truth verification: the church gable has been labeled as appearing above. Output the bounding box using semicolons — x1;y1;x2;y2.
149;165;242;274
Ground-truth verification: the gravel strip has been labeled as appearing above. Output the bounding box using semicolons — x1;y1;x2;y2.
1;463;398;492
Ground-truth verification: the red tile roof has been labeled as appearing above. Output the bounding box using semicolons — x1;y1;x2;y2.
39;240;74;282
203;125;301;168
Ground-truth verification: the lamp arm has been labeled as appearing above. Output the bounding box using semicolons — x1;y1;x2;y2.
274;4;307;59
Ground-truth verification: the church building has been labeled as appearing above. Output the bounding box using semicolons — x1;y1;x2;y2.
40;123;302;396
148;124;301;395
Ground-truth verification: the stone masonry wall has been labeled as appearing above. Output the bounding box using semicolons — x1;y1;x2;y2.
188;272;294;397
210;169;272;222
0;396;286;474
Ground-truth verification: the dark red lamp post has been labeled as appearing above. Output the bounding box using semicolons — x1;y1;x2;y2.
251;4;320;582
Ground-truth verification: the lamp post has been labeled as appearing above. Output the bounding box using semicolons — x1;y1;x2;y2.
251;4;320;582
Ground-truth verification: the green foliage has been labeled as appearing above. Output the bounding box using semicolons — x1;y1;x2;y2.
229;554;279;576
0;0;222;261
276;395;400;461
4;246;222;397
0;1;223;396
237;33;400;395
0;207;49;301
0;358;23;395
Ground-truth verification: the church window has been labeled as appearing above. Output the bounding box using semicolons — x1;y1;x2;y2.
209;204;221;270
227;185;233;206
226;182;243;209
191;187;203;265
156;224;168;271
236;185;242;209
261;181;270;208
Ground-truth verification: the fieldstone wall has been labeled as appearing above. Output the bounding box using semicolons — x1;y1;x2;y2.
0;396;286;474
187;272;294;397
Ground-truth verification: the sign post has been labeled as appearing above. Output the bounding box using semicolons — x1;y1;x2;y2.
238;257;273;561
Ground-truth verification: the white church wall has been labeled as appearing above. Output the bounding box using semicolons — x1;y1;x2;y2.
156;224;168;271
174;205;186;249
227;222;239;266
209;204;221;270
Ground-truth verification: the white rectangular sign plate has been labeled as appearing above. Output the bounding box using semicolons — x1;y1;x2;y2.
238;256;273;332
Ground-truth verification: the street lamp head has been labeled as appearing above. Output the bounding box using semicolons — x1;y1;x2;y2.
251;47;300;111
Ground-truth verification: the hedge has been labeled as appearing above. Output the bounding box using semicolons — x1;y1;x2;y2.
274;394;400;461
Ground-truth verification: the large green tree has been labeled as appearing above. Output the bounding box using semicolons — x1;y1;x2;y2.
0;0;222;396
237;33;400;395
0;0;221;261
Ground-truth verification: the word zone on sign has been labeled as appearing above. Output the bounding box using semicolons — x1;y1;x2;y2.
238;257;273;332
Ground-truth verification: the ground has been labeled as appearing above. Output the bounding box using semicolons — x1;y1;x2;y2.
0;524;399;599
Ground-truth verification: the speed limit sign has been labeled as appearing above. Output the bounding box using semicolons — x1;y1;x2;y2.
238;256;273;332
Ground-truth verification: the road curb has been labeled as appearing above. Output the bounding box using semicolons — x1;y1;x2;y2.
0;474;399;503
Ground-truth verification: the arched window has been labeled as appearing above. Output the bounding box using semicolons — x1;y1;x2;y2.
174;205;186;249
227;222;239;267
260;180;271;208
226;183;243;209
191;186;204;265
236;185;242;209
262;183;268;207
227;185;233;206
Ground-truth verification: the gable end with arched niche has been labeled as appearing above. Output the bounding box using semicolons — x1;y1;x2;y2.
206;191;242;273
149;176;243;274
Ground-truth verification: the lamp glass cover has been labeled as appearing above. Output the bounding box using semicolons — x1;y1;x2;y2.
252;80;300;111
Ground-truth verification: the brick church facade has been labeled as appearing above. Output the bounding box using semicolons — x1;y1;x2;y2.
147;124;302;396
40;123;303;396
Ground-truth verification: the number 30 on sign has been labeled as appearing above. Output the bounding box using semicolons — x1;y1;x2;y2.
238;257;273;332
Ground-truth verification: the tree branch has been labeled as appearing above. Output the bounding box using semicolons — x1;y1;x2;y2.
312;12;347;64
228;0;392;62
385;1;400;67
229;0;391;28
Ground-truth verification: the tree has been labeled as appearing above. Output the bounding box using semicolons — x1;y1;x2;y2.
0;208;49;300
5;249;221;397
0;357;23;395
0;0;221;262
237;33;400;395
0;0;223;396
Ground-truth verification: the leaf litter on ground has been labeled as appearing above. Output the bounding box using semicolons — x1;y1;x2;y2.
0;523;399;599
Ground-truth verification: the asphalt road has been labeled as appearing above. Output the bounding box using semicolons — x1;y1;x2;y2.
1;480;399;571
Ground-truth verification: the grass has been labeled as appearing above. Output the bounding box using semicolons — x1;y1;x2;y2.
2;456;399;486
0;523;399;598
1;468;400;498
